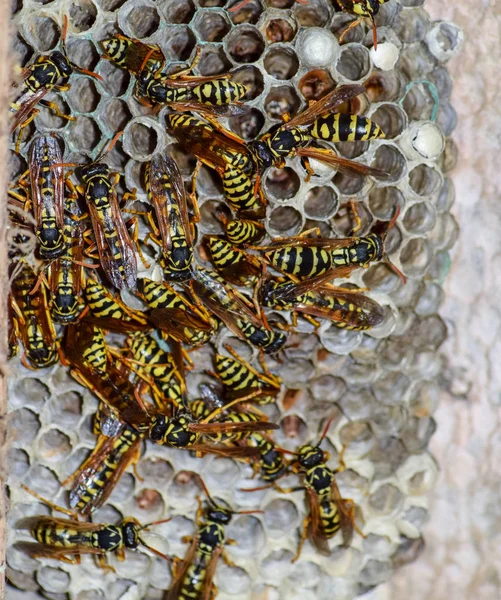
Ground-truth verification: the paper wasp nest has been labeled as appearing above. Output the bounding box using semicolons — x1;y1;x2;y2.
7;0;462;598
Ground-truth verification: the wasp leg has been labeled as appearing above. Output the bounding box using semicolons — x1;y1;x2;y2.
338;17;363;44
14;109;39;153
291;515;310;563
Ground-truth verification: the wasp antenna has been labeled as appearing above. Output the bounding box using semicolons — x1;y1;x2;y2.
139;517;172;532
191;473;218;508
371;18;378;51
235;509;264;515
228;0;252;11
138;539;172;562
95;130;124;163
385;257;407;285
316;417;335;447
388;205;401;231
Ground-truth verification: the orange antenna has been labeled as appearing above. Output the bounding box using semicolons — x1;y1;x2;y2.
94;130;124;163
315;417;335;448
61;16;103;81
384;206;406;284
371;17;378;51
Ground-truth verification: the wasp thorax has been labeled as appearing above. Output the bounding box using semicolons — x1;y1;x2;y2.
80;163;110;181
50;51;73;79
297;445;324;468
207;506;232;525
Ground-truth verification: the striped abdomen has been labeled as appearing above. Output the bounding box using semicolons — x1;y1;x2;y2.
84;280;128;320
310;113;384;143
192;81;247;105
215;353;257;394
265;247;333;279
81;326;107;372
224;218;264;245
222;165;260;214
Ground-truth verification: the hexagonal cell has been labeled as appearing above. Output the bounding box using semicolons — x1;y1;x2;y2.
228;108;265;141
228;0;263;25
368;186;404;220
68;0;98;32
365;70;407;104
139;457;174;481
101;98;132;133
409;164;442;197
371;144;407;183
299;69;336;102
231;65;264;101
401;82;439;122
65;38;100;71
336;45;371;82
265;167;301;201
37;566;71;594
294;0;331;27
264;86;301;120
193;10;231;42
11;377;49;410
123;120;161;161
264;498;299;535
331;13;366;46
161;25;196;62
22;16;60;52
197;45;232;76
268;206;303;238
403;202;436;235
264;47;299;80
122;2;161;38
66;78;100;114
332;170;365;196
97;61;131;97
7;448;30;479
303;186;338;220
265;18;297;44
9;408;41;446
159;0;196;23
369;103;407;140
37;429;72;462
96;0;126;8
227;515;266;557
331;200;371;236
399;238;432;278
67;116;101;152
25;465;60;497
226;26;265;64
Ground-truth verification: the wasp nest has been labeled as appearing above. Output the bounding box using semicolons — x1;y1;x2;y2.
7;0;462;598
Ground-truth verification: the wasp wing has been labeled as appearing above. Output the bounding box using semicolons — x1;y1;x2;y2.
166;535;200;600
306;488;331;556
297;147;389;179
190;421;278;434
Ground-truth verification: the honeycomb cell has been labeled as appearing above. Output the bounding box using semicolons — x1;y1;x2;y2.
98;61;131;97
108;472;136;504
408;164;442;197
97;0;126;9
298;69;336;102
7;448;30;479
359;559;393;588
160;0;196;24
123;119;163;161
231;65;264;101
37;429;72;463
66;78;100;114
67;115;101;152
227;515;266;557
228;107;265;140
228;0;263;25
22;16;60;52
36;94;72;131
11;377;49;410
294;0;331;28
264;85;301;120
401;416;437;453
370;104;407;140
217;564;252;596
37;567;71;594
265;167;301;201
69;0;98;32
204;456;240;488
368;186;404;220
319;325;362;356
339;421;374;455
264;47;300;80
25;465;60;497
9;408;41;446
101;97;132;133
330;13;365;46
399;237;432;277
139;457;174;481
197;44;232;75
162;25;196;62
65;38;100;71
303;186;338;220
371;144;407;183
122;2;161;37
265;18;297;44
264;498;299;536
333;170;365;196
336;45;371;82
193;10;231;42
268;206;303;237
226;26;265;64
402;202;436;235
426;20;463;62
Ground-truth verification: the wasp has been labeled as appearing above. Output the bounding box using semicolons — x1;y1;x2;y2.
168;84;386;209
259;272;385;331
101;34;165;76
10;16;101;152
190;267;287;354
259;207;405;283
219;213;265;246
248;420;363;562
9;263;58;369
49;191;87;323
335;0;389;49
144;153;196;282
136;277;216;347
83;277;149;332
166;474;262;600
203;235;262;286
208;344;282;405
17;484;171;569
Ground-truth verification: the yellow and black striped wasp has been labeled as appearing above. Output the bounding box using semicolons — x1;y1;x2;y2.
17;484;171;569
219;213;265;247
144;153;196;282
9;263;59;369
190;267;288;355
62;133;139;290
258;206;405;283
202;235;263;286
168;84;386;214
10;16;101;152
335;0;390;49
101;34;165;77
136;277;216;347
208;344;282;405
166;473;262;600
259;271;385;331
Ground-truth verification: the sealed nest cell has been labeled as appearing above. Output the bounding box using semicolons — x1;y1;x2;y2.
6;0;462;599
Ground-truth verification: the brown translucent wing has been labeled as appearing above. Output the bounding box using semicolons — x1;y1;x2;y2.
282;84;365;130
306;488;330;556
10;88;50;132
170;101;250;119
190;421;278;434
68;432;142;515
82;314;150;334
330;478;355;548
17;515;104;533
29;134;65;230
166;536;200;600
86;189;137;289
169;119;250;173
297;147;389;179
116;37;165;74
190;444;262;458
15;541;103;560
202;547;223;600
150;307;213;332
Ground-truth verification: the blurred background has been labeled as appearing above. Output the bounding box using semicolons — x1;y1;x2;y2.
372;2;501;599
